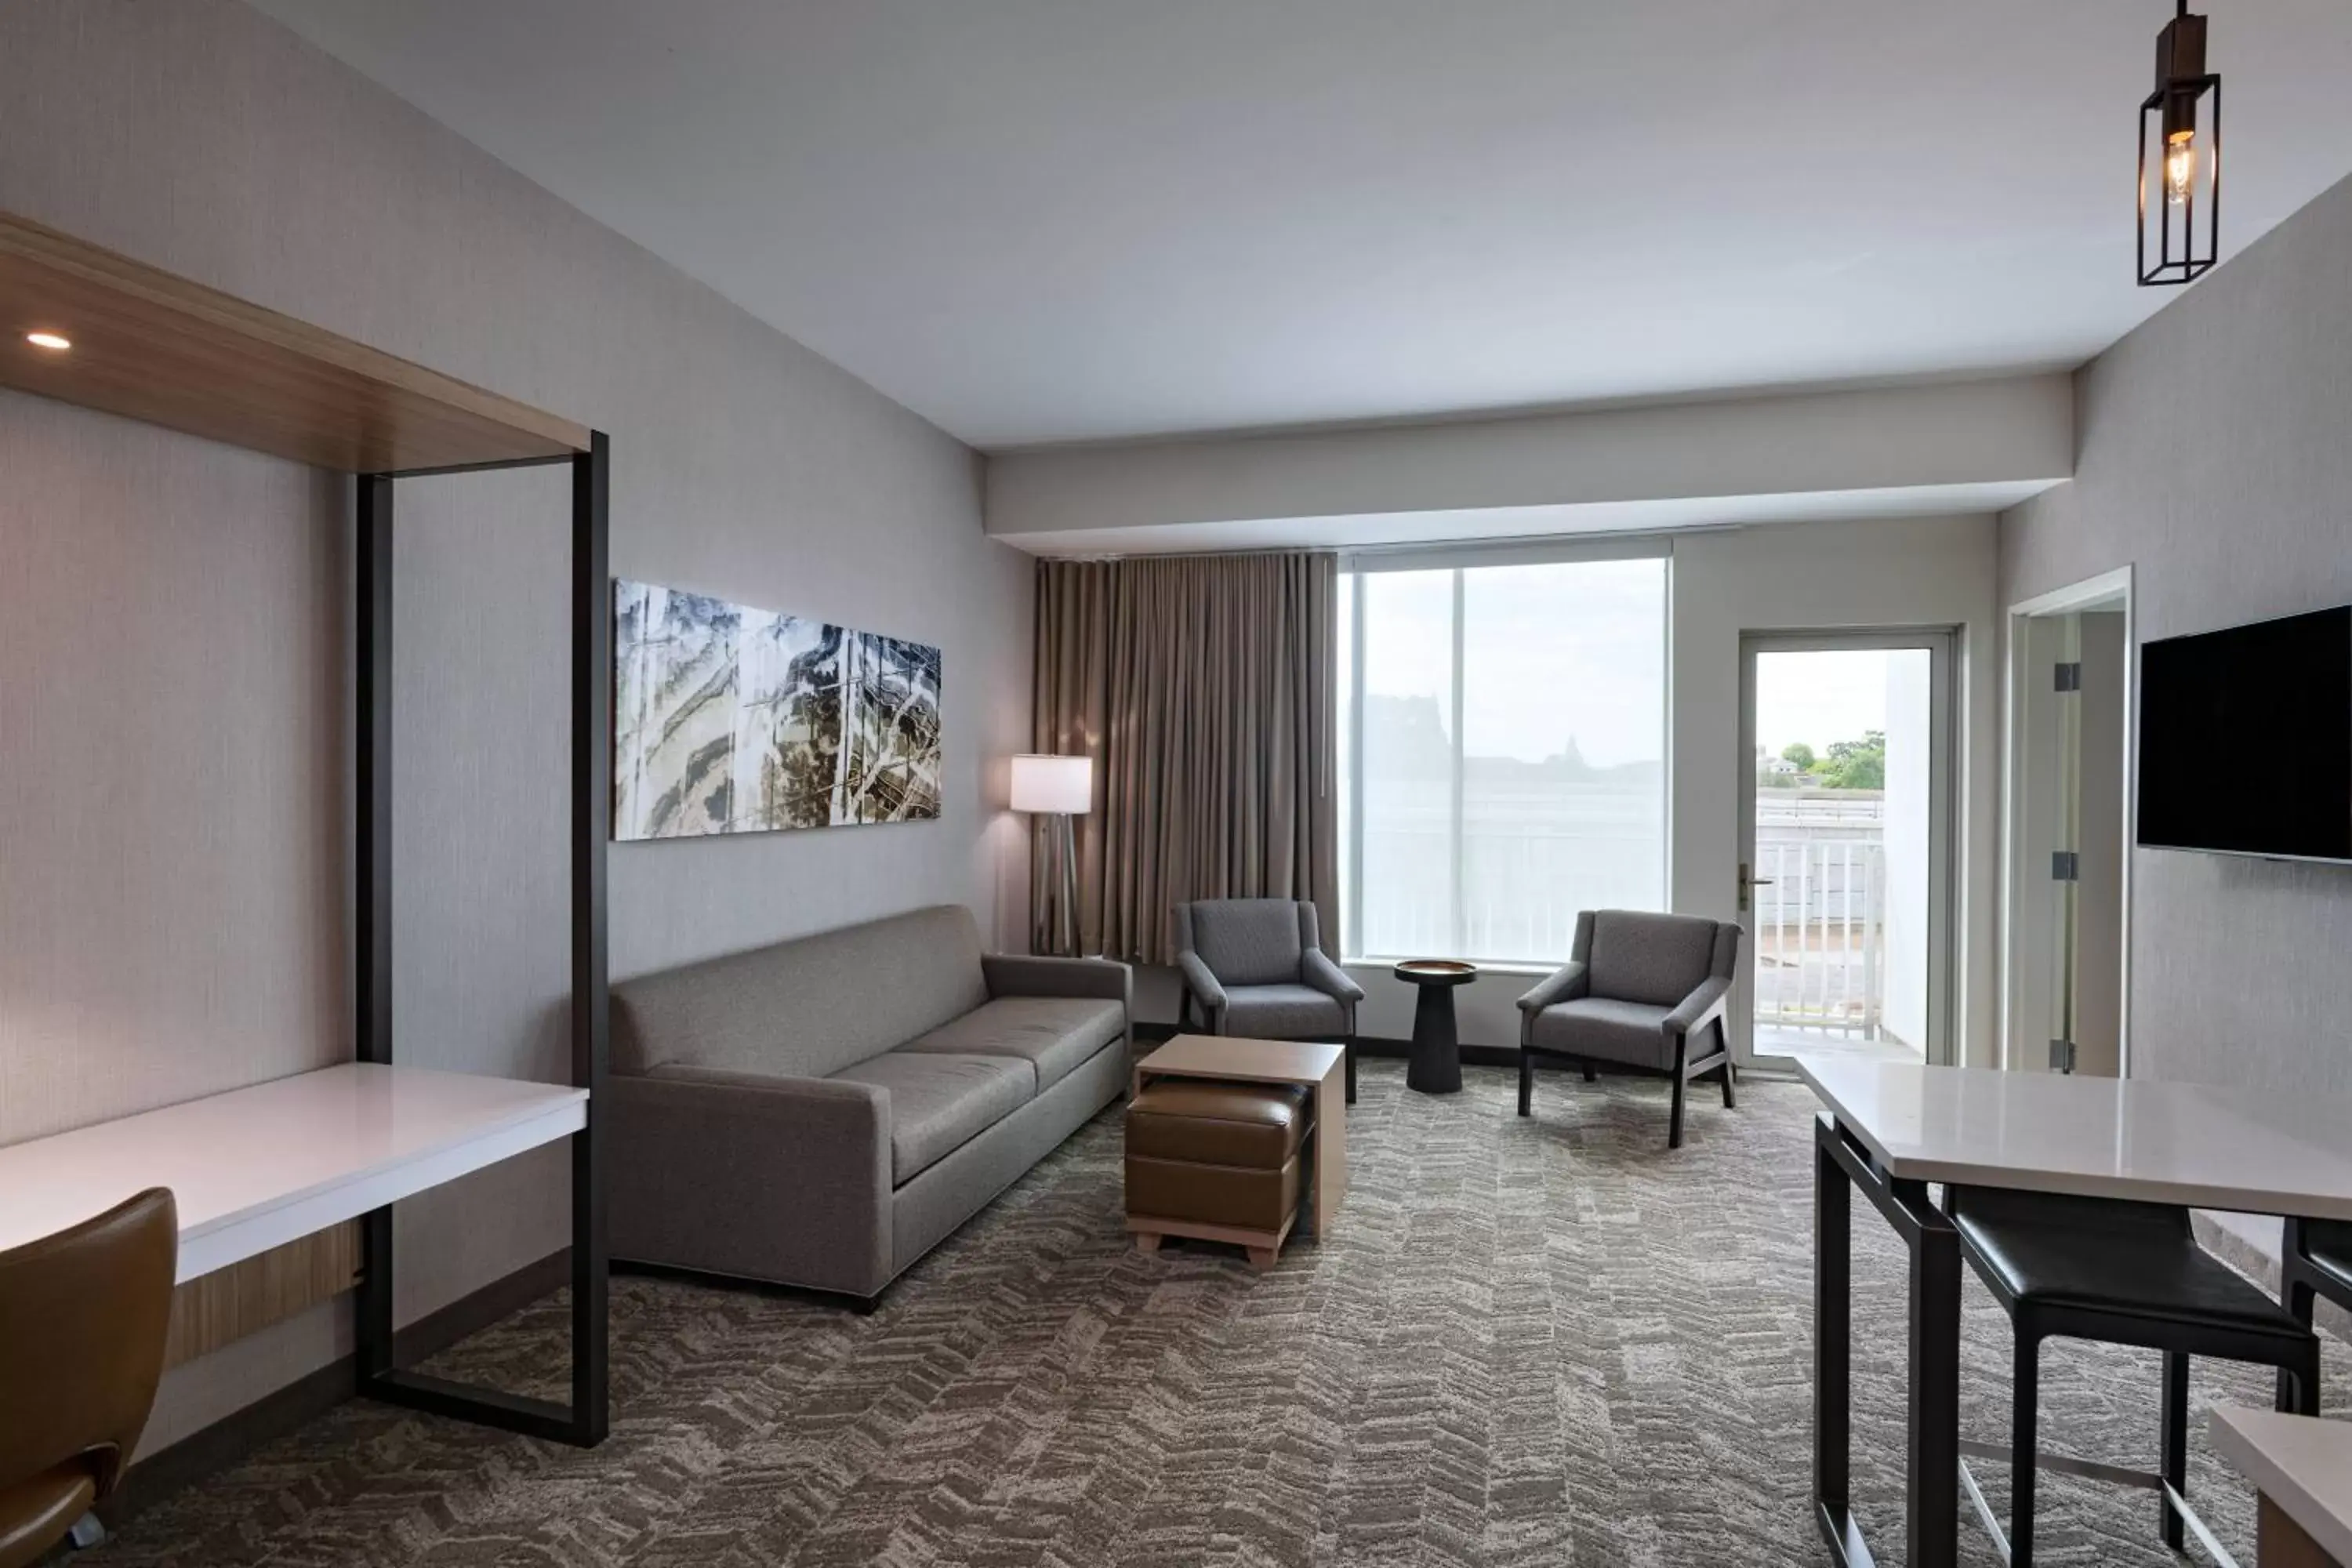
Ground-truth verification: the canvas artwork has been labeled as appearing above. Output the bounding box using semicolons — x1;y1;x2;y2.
612;580;942;840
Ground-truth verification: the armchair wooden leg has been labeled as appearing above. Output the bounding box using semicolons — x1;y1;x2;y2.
1345;1036;1358;1105
1719;1058;1737;1109
1517;1051;1534;1116
1668;1037;1690;1149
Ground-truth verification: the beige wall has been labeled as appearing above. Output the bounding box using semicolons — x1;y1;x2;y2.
2001;167;2352;1261
985;376;2071;551
0;0;1031;1450
2001;169;2352;1102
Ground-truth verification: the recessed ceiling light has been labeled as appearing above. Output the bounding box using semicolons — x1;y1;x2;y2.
25;331;71;351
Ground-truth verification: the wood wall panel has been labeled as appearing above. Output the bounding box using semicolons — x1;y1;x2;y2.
165;1223;361;1369
0;210;589;473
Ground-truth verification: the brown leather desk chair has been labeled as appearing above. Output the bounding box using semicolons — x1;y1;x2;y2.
0;1189;177;1568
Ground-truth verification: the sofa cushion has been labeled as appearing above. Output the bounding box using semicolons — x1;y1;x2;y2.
1527;996;1675;1069
897;998;1123;1093
1586;911;1720;1007
830;1052;1034;1185
612;906;989;1080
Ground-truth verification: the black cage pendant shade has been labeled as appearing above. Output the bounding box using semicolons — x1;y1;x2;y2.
2139;1;2221;285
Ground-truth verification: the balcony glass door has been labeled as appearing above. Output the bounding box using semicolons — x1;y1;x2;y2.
1736;631;1955;1069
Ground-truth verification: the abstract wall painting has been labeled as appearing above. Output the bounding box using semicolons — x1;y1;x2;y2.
612;580;942;841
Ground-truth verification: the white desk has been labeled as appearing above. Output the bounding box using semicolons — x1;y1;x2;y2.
1798;1058;2352;1568
1799;1058;2352;1218
0;1063;587;1282
2213;1409;2352;1567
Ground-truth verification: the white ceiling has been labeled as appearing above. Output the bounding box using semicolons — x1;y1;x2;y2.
252;0;2352;449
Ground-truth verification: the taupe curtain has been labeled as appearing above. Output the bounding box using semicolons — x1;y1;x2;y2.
1030;552;1338;964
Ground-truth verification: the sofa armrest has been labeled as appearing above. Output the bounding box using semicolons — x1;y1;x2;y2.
1664;975;1733;1040
982;953;1131;1006
1516;961;1589;1015
1300;947;1366;1004
1176;950;1229;1018
608;1066;892;1297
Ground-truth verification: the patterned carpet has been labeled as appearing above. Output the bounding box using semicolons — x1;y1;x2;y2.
93;1061;2347;1567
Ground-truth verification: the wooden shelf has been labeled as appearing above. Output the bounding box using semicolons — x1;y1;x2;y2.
0;209;590;473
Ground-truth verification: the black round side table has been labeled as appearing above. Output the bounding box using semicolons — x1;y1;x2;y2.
1393;960;1478;1094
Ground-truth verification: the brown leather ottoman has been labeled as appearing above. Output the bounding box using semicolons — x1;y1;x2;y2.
1125;1077;1314;1270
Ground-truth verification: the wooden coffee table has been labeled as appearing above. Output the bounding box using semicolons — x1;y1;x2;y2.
1131;1034;1348;1239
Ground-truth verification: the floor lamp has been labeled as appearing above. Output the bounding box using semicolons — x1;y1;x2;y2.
1011;753;1093;956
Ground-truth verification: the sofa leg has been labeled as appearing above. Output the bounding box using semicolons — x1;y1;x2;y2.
1134;1232;1163;1257
1517;1051;1534;1116
1581;1062;1598;1083
1245;1247;1278;1272
1345;1036;1358;1105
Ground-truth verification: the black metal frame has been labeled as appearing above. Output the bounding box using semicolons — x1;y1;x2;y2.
1813;1112;1962;1568
351;434;611;1449
2137;3;2220;287
2277;1217;2352;1406
1944;1191;2316;1567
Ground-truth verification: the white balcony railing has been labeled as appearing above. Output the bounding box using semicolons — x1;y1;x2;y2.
1753;834;1886;1040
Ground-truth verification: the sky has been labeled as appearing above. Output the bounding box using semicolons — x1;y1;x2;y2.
1347;561;1914;770
1352;558;1667;769
1754;648;1924;760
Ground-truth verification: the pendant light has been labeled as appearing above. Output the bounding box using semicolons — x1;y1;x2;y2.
2138;1;2220;285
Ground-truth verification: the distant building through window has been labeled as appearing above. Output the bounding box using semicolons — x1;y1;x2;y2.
1338;552;1669;964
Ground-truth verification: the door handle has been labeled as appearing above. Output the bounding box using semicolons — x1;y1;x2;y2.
1737;862;1775;913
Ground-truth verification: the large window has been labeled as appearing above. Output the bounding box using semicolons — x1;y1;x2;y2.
1339;550;1668;964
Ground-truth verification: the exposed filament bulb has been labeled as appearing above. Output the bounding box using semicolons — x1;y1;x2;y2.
2165;130;2197;208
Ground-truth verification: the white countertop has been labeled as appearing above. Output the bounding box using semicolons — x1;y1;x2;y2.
1796;1058;2352;1220
0;1064;587;1281
2212;1407;2352;1564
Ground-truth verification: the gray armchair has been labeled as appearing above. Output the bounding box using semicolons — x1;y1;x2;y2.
1174;898;1363;1103
1516;909;1740;1149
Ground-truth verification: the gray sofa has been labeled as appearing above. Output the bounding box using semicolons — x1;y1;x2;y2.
608;906;1131;1303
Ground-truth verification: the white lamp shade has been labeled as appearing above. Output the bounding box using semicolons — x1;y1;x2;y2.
1009;753;1093;815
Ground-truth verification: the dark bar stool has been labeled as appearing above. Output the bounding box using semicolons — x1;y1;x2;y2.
1946;1186;2321;1567
2278;1218;2352;1408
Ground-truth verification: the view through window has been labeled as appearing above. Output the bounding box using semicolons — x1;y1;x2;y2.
1339;554;1668;964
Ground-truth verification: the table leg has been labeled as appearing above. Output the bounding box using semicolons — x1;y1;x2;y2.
1815;1117;1864;1565
1901;1175;1962;1568
1406;983;1463;1094
1813;1113;1962;1568
1315;1057;1348;1233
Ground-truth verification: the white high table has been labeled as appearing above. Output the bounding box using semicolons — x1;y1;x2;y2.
0;1064;588;1282
1799;1058;2352;1568
2212;1408;2352;1566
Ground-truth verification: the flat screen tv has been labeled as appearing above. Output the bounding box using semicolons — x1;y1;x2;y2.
2138;604;2352;862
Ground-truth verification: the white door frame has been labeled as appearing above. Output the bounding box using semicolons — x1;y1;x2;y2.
1735;628;1960;1069
2000;566;2136;1075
